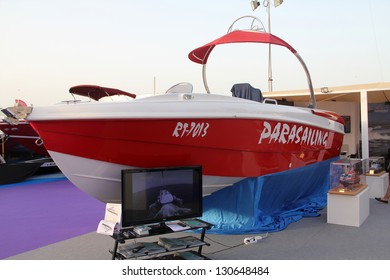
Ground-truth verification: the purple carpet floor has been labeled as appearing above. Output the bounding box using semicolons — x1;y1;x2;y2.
0;178;105;259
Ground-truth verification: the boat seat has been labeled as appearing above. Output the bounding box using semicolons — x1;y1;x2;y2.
231;83;263;102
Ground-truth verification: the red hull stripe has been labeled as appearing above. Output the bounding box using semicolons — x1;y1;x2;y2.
30;118;343;177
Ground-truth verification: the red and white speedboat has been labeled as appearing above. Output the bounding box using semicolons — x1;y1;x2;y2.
2;17;344;202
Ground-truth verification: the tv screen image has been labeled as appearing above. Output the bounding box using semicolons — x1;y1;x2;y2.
121;166;202;229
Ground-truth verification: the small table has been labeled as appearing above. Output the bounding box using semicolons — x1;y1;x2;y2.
365;171;389;199
327;184;369;227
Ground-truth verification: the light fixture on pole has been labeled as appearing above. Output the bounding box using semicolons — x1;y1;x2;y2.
274;0;283;7
250;0;260;11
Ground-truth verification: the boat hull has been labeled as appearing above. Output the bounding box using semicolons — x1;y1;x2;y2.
48;151;242;202
26;95;344;202
0;160;42;185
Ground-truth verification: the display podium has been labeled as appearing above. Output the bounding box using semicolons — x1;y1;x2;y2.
366;171;389;199
327;184;369;227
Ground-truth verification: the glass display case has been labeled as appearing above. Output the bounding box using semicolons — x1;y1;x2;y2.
330;158;366;192
365;157;385;175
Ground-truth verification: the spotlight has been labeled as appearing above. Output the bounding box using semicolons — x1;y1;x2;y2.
250;0;260;11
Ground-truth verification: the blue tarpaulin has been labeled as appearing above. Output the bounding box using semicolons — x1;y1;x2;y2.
201;157;338;234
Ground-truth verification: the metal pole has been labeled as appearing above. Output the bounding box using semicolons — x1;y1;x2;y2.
267;2;273;92
360;90;369;159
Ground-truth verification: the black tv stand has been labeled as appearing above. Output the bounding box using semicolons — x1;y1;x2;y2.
148;222;171;235
110;218;212;260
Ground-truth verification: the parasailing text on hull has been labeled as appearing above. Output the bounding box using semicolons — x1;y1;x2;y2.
258;121;329;147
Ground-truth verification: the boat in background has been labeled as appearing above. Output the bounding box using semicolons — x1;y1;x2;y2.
0;128;56;184
0;155;55;185
0;120;49;155
1;17;344;202
1;100;59;178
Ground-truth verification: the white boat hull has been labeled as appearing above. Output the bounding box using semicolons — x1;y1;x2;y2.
49;151;243;202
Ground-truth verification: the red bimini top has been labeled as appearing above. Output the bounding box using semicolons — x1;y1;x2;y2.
69;85;136;101
188;30;297;65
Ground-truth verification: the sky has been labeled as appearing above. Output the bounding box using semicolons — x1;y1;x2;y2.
0;0;389;106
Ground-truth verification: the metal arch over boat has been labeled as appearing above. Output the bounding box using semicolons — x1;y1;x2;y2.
188;17;316;108
69;85;137;101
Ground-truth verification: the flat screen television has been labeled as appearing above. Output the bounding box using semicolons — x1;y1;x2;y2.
121;166;203;230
